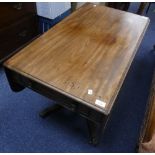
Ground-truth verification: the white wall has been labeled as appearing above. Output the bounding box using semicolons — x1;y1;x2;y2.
36;2;105;19
36;2;71;19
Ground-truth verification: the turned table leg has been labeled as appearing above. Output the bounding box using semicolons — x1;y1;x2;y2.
87;117;107;146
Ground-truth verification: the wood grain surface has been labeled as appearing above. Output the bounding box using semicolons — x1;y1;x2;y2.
142;71;155;143
4;3;149;115
138;71;155;152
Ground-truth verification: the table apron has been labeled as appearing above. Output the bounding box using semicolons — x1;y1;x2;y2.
5;67;108;124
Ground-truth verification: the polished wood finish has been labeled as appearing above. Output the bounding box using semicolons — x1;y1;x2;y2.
106;2;130;11
4;67;106;124
143;74;155;143
0;3;40;63
0;3;36;29
4;3;149;115
4;67;107;145
4;3;149;145
139;71;155;152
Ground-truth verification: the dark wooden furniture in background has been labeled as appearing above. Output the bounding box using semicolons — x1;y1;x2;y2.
0;2;40;64
4;3;149;145
139;71;155;152
106;2;150;15
137;2;148;15
106;2;130;11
